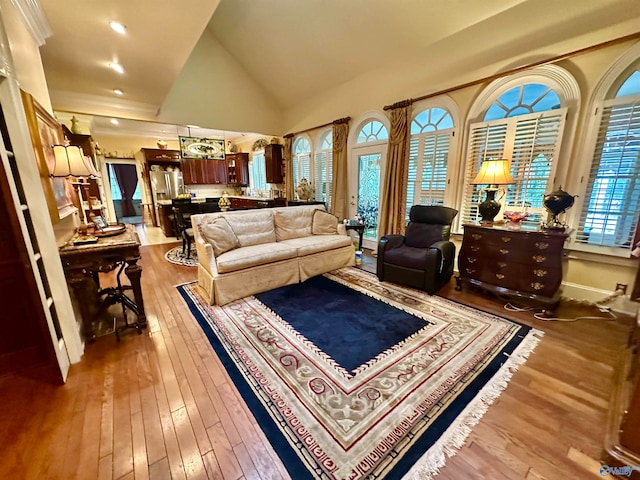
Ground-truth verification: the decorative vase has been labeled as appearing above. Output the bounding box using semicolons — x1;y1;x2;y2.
296;178;312;202
543;186;576;231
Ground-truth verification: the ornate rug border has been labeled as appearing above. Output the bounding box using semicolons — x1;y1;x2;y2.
177;272;543;479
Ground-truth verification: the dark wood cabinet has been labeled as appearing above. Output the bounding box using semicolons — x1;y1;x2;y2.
227;153;249;185
141;148;180;164
157;204;176;237
456;224;568;312
264;144;283;184
181;158;228;185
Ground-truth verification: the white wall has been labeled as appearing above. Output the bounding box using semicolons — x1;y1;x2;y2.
159;29;283;134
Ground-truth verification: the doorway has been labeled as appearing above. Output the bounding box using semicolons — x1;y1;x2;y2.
102;160;143;225
349;144;386;250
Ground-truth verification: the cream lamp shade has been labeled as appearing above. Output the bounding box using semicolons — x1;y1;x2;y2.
471;159;514;186
52;145;99;178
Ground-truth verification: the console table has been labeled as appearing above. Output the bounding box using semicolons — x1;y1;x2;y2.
59;224;147;342
455;223;568;313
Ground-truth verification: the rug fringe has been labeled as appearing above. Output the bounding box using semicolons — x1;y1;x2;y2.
402;329;544;480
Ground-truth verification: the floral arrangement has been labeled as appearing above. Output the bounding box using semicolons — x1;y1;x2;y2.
218;193;230;210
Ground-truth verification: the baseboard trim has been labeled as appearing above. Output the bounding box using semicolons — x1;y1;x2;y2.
561;281;636;316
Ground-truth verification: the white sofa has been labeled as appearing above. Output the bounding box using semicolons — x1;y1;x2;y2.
191;204;355;305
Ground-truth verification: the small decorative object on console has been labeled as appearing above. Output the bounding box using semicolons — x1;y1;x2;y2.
218;193;230;211
296;178;312;202
504;211;530;223
543;186;576;231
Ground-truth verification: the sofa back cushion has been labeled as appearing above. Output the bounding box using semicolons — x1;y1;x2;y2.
224;210;276;247
274;207;316;241
311;209;338;235
200;217;240;257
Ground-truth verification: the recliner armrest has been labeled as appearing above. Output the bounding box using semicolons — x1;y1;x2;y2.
377;234;405;280
429;240;456;273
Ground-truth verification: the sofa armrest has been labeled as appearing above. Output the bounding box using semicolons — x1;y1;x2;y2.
337;223;347;235
194;236;219;276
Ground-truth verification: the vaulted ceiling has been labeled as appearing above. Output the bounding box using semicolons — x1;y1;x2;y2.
39;0;640;135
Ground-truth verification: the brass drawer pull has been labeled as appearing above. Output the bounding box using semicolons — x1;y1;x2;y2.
501;237;512;243
533;269;547;277
496;274;505;279
498;262;507;268
530;282;545;290
471;234;482;240
535;242;549;250
532;255;546;263
465;268;476;274
499;249;509;255
470;246;480;252
468;257;477;264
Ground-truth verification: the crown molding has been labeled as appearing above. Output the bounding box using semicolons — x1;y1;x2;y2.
10;0;52;46
49;89;160;121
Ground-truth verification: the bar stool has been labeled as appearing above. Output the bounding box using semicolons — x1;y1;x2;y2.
141;203;153;226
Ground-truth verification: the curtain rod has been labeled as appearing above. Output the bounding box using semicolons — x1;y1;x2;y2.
383;30;640;110
284;116;351;138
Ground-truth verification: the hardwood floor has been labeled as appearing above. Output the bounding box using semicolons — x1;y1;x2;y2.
0;242;633;479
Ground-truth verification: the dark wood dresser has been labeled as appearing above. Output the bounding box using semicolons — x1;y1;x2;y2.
456;223;569;312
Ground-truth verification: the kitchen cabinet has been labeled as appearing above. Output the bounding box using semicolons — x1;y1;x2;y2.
455;223;568;313
157;204;176;237
181;158;228;185
227;153;249;185
264;144;283;184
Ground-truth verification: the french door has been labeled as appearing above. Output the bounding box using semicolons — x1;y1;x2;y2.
349;144;386;250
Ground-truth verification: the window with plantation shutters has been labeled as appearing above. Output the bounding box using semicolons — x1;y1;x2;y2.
576;69;640;251
315;130;332;209
406;107;453;218
460;108;567;229
293;137;312;195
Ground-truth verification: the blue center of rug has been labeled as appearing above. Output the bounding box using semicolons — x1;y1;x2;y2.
254;275;432;372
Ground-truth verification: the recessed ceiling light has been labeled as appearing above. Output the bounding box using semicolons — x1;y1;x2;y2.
109;63;124;74
110;119;119;125
113;88;123;96
109;21;127;35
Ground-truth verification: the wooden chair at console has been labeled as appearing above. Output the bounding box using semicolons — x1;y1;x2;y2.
172;206;195;258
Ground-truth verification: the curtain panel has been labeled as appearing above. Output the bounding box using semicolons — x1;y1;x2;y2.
112;163;138;217
331;119;349;220
378;101;412;237
283;135;294;201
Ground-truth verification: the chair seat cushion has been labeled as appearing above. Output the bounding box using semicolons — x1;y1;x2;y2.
279;234;352;256
383;244;432;270
216;243;297;273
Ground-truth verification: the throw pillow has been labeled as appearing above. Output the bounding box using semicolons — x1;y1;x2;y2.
200;217;240;257
312;209;338;235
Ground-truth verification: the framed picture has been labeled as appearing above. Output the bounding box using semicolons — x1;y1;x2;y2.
179;136;225;160
91;215;108;230
21;90;75;223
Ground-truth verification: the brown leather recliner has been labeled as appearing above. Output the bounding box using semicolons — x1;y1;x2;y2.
377;205;458;294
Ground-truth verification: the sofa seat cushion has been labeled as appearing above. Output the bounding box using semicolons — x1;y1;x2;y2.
216;242;297;274
279;235;353;256
223;210;276;247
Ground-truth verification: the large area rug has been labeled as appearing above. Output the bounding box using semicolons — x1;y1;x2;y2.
177;267;542;479
164;245;198;267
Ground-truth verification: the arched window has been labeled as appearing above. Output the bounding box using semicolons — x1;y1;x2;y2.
406;107;454;217
315;130;332;209
575;60;640;251
356;120;388;143
460;70;575;227
292;136;312;196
